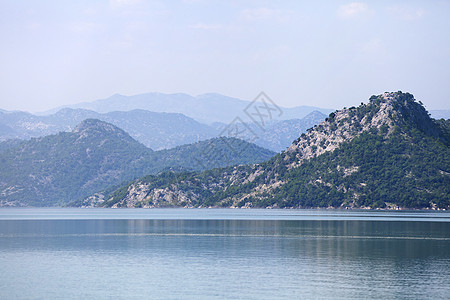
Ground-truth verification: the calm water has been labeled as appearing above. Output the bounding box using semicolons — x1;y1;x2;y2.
0;208;449;299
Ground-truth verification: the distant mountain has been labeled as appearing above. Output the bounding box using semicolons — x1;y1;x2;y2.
0;108;97;139
0;107;327;151
41;92;333;124
0;119;275;206
214;111;327;152
0;108;217;150
102;110;217;150
429;110;450;120
0;119;150;206
96;92;449;209
0;122;17;139
253;111;327;152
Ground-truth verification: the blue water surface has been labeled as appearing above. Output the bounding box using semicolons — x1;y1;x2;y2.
0;208;449;299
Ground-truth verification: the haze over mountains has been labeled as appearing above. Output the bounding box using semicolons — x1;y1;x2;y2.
41;92;334;124
0;108;217;150
2;91;447;152
0;91;448;208
429;109;450;120
39;92;450;121
0;92;329;152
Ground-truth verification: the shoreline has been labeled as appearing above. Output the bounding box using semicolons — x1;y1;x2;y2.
0;205;447;211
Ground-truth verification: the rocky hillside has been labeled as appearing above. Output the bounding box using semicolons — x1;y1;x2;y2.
97;92;449;209
0;119;275;206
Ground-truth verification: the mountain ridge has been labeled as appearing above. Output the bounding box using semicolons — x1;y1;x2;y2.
0;119;275;206
0;108;218;150
38;92;333;124
0;107;326;152
96;92;449;209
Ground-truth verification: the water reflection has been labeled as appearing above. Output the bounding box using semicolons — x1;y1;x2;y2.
0;218;449;299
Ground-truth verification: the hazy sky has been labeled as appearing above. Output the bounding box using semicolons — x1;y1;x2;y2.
1;0;449;113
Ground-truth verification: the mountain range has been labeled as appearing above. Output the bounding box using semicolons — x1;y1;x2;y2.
0;119;275;206
1;91;448;209
0;108;215;150
40;92;334;124
213;110;327;152
0;107;327;152
92;92;449;210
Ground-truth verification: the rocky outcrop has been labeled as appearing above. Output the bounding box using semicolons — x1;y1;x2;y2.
95;92;449;209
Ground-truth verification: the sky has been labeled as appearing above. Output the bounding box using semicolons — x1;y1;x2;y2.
1;0;449;113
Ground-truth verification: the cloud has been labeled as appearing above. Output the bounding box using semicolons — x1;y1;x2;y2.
338;2;369;18
239;7;291;22
387;5;425;21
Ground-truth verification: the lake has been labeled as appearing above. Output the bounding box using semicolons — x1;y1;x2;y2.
0;208;449;299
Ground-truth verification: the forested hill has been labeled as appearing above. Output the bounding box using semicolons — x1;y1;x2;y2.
98;92;449;209
0;119;275;206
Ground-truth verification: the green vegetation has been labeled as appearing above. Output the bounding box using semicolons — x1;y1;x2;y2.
270;128;449;209
0;139;23;153
101;92;449;209
0;119;275;206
